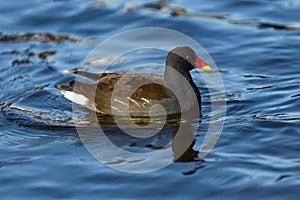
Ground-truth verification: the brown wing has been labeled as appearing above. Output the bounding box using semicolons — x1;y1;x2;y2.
71;70;119;81
72;73;172;116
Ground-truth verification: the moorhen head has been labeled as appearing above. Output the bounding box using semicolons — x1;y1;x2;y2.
166;46;211;73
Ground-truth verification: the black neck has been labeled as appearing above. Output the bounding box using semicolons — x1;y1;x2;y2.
164;66;202;107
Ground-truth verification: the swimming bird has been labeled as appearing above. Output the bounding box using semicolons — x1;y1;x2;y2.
55;46;211;118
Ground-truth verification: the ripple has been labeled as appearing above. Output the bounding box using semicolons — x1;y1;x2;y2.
1;105;75;129
226;113;300;123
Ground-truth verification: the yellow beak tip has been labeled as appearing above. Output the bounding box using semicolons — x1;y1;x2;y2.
202;65;212;71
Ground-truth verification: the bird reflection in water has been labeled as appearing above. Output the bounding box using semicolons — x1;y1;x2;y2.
80;112;201;164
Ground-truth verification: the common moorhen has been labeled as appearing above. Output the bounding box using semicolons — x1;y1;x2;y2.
55;46;211;117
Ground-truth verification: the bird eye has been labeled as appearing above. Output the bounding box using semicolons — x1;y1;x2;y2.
185;55;192;60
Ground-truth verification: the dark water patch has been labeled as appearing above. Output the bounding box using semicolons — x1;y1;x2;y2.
276;173;300;182
38;50;57;59
84;0;115;9
182;164;205;175
204;69;229;74
228;20;300;31
125;1;300;31
0;33;78;43
243;74;270;79
291;94;300;98
251;113;299;121
11;58;32;66
246;85;276;90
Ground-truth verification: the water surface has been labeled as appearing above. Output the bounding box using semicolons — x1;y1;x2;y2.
0;0;300;199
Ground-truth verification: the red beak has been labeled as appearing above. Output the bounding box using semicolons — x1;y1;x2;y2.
195;57;211;70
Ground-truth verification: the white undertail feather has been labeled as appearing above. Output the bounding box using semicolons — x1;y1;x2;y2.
59;90;101;113
60;90;89;106
61;69;75;74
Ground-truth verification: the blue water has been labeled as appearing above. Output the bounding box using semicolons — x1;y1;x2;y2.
1;0;300;199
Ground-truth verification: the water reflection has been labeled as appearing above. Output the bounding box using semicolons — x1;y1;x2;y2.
77;113;201;172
